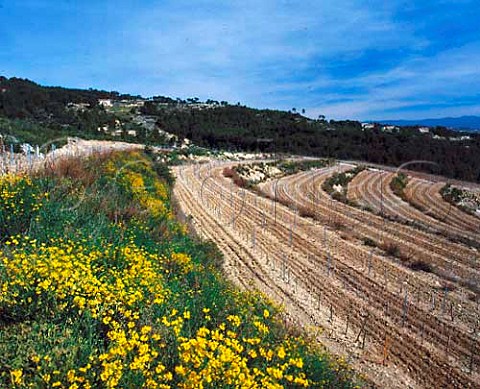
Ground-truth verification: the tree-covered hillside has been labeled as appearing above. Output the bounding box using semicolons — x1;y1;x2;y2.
1;77;480;182
143;103;480;182
0;76;136;119
0;77;144;146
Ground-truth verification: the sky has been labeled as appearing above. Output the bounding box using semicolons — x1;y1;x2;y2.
1;0;479;120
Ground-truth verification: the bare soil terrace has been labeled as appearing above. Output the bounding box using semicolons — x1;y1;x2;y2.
173;159;480;389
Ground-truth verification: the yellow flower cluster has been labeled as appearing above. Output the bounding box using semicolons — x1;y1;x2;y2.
175;324;310;388
1;172;24;186
0;173;45;217
10;369;23;386
0;237;166;319
98;322;173;389
169;252;195;274
1;235;313;388
1;236;177;387
121;170;172;220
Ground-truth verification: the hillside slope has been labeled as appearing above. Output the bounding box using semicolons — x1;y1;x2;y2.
0;150;359;388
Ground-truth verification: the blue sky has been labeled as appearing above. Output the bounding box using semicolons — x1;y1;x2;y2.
1;0;479;120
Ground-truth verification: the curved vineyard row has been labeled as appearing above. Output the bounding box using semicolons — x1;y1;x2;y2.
347;169;479;245
404;177;480;236
173;160;480;389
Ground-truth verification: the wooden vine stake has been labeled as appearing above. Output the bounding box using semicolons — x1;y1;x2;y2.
402;290;409;327
469;338;476;374
441;286;448;315
368;248;373;276
445;329;451;359
355;313;368;350
362;324;367;350
383;333;390;366
344;312;350;337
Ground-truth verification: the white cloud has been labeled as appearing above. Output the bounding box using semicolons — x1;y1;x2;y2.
307;42;480;120
108;0;423;105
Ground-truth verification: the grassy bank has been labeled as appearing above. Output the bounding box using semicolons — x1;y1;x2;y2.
0;151;359;388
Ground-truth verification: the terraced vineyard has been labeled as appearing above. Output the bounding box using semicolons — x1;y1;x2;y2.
173;159;480;388
348;169;480;246
404;178;480;238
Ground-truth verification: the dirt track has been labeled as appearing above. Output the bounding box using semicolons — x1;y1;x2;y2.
173;160;480;389
0;138;143;175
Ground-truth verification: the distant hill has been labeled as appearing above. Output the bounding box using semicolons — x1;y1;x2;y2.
379;116;480;131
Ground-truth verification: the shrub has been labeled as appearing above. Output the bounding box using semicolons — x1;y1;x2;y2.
222;167;234;178
361;237;377;247
390;172;408;199
384;243;401;258
408;260;433;273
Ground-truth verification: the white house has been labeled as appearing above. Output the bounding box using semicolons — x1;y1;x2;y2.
381;125;398;133
449;136;471;141
98;99;113;108
361;123;375;130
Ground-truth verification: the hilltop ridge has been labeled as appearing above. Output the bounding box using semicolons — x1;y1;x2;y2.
1;76;480;182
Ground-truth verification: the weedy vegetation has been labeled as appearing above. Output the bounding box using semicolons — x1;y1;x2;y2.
389;173;408;200
0;151;359;388
322;166;365;204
